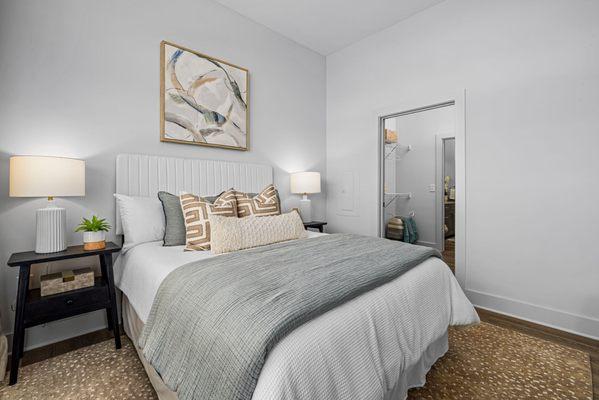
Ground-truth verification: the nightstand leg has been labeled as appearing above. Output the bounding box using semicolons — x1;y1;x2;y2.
101;254;121;349
10;264;30;385
106;310;114;331
99;255;114;332
18;332;24;359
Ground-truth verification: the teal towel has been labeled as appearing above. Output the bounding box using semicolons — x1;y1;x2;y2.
401;216;419;244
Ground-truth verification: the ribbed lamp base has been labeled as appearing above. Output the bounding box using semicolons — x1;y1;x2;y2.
299;196;312;223
36;207;67;253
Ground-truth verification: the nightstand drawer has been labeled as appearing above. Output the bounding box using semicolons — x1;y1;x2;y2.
24;281;110;327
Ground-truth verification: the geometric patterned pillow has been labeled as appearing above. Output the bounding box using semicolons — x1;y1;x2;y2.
234;184;281;218
179;190;237;251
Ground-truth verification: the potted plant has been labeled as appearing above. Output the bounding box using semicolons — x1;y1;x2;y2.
75;216;111;250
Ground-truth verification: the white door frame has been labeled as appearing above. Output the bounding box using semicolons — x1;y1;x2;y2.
376;90;467;288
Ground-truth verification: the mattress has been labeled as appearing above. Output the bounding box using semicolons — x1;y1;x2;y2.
114;234;478;400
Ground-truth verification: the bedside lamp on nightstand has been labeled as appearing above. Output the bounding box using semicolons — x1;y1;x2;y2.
10;156;85;253
290;171;321;223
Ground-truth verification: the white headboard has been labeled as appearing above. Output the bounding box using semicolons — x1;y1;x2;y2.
115;153;273;234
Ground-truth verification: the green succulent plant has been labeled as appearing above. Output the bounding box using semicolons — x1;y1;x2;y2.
75;215;111;232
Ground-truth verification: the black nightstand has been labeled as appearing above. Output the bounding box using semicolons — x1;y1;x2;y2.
303;221;327;233
7;242;122;385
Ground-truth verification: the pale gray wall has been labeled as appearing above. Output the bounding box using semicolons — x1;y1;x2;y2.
326;0;599;338
0;0;326;348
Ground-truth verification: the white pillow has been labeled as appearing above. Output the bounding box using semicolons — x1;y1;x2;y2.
209;211;307;254
114;194;165;251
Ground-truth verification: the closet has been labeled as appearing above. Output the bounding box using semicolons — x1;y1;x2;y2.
380;102;456;270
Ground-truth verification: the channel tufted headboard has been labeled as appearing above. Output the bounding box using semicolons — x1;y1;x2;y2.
115;153;273;235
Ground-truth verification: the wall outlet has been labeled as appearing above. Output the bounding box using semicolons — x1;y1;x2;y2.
428;184;436;192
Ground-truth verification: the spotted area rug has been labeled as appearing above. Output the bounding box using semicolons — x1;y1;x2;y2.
1;338;157;400
408;322;592;399
1;323;592;399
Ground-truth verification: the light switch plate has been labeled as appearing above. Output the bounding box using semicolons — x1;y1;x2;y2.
337;171;359;216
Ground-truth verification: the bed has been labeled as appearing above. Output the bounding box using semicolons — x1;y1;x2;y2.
113;153;479;400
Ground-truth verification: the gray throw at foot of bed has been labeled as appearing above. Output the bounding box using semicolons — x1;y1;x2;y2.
139;233;440;400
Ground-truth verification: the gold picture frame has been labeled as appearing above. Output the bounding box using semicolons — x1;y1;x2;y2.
160;40;249;151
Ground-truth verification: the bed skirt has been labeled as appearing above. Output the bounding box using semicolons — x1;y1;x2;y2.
123;295;178;400
122;295;447;400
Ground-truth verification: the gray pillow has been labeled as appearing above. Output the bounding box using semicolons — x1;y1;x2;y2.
157;191;222;246
158;192;186;246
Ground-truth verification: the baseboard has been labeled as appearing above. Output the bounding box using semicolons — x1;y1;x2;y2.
466;289;599;340
3;311;109;355
4;324;109;356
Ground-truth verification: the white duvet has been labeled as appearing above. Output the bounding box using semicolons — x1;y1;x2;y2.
114;233;479;400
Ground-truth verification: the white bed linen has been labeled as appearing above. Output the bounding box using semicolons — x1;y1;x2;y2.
114;231;326;322
114;234;478;400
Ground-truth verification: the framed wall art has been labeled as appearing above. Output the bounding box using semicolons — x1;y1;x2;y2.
160;41;249;151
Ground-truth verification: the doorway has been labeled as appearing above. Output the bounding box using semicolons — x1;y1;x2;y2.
438;136;456;271
379;99;462;275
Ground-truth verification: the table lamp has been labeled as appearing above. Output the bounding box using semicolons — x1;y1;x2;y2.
10;156;85;253
290;171;321;222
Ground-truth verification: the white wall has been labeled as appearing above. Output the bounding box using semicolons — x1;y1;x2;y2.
0;0;326;349
326;0;599;338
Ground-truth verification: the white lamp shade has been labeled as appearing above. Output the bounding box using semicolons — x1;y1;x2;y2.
290;171;321;194
10;156;85;198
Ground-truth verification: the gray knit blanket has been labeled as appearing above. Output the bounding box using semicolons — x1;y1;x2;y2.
139;233;440;400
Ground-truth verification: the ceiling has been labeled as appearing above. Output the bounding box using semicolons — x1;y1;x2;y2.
213;0;446;55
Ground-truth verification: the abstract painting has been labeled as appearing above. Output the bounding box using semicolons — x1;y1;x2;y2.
160;41;249;151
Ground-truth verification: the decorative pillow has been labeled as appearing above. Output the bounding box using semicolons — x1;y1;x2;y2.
158;191;226;246
180;191;237;251
158;192;186;246
209;211;307;254
114;194;165;252
234;184;281;218
158;192;224;246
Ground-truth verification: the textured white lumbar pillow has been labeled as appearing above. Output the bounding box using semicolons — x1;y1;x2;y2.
209;211;307;254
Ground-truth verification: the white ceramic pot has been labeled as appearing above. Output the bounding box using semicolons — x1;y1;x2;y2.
83;231;106;250
83;231;105;243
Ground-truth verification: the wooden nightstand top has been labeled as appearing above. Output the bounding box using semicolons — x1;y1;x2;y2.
303;221;327;233
7;242;121;266
303;221;327;228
